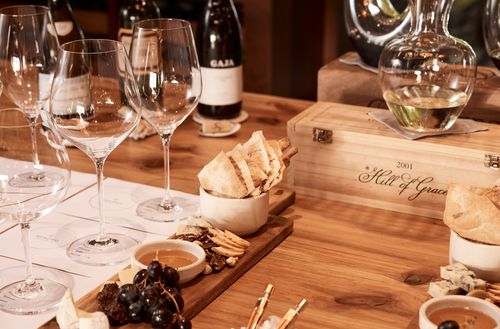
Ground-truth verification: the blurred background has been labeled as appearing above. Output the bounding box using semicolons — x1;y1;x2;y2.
0;0;488;100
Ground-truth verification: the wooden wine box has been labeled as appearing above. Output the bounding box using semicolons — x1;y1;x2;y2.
287;102;500;219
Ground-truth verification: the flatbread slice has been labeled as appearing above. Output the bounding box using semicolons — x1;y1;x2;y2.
262;140;282;191
198;151;247;198
443;184;500;245
243;131;271;175
265;140;286;190
228;144;255;196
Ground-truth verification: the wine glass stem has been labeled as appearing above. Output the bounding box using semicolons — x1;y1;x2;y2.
20;222;35;286
95;157;107;241
28;116;40;167
161;133;174;208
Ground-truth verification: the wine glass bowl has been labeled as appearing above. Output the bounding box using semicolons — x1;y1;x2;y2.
0;108;70;315
0;5;60;187
130;18;201;221
50;39;142;265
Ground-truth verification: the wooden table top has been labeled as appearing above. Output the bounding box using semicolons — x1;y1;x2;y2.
2;92;446;328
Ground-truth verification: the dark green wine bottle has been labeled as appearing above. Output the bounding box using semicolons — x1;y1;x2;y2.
197;0;243;119
48;0;85;45
118;0;161;53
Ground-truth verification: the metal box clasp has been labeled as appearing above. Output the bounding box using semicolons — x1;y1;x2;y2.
312;128;333;144
485;154;500;170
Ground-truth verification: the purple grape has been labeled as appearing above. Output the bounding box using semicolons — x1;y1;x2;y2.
118;283;139;305
147;260;163;281
162;266;180;287
127;301;144;323
151;305;173;328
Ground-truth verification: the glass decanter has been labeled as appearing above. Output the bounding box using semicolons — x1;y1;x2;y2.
379;0;477;132
344;0;411;67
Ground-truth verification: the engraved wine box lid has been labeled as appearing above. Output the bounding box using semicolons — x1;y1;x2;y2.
287;102;500;219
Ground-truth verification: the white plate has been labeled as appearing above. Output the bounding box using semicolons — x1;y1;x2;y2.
198;122;241;138
192;110;249;124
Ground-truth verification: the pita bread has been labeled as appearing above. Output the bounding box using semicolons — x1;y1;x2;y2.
262;140;282;191
228;144;255;195
198;132;298;198
266;140;286;190
243;131;271;174
443;184;500;245
198;151;248;198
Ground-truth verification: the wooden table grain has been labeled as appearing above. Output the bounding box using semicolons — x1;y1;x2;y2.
2;93;446;328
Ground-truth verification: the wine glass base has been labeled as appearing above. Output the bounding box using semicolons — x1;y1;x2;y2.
0;278;66;315
66;233;138;266
9;171;64;188
136;197;198;222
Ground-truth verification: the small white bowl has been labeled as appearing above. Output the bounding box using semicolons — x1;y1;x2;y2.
419;295;500;329
449;230;500;282
199;187;269;236
131;239;205;284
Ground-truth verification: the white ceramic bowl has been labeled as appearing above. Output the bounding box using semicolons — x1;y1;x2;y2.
199;187;269;236
449;230;500;282
131;239;205;284
419;295;500;329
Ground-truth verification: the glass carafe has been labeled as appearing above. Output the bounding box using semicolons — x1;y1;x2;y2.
344;0;411;67
484;0;500;69
379;0;477;132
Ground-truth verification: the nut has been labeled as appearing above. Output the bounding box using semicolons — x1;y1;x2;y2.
193;240;203;247
226;257;238;267
203;263;213;275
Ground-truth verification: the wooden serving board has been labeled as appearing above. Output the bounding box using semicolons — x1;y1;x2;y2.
42;187;295;328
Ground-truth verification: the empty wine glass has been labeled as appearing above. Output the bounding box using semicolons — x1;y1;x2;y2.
0;5;60;188
130;18;202;222
50;39;142;265
0;108;70;315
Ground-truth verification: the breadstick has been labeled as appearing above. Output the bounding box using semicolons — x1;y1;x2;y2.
278;137;290;151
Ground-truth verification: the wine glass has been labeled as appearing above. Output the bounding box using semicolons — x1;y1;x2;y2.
130;18;202;222
484;0;500;69
0;108;70;315
0;5;60;188
50;39;142;266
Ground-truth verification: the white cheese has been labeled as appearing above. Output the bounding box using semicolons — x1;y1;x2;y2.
78;310;109;329
118;267;139;285
56;288;110;329
440;263;487;292
56;289;79;329
428;280;463;298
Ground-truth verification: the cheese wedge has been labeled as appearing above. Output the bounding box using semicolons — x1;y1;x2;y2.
78;310;109;329
57;289;110;329
57;290;79;329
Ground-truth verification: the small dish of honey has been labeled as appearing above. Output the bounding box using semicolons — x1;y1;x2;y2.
429;307;497;329
131;239;206;284
419;295;500;329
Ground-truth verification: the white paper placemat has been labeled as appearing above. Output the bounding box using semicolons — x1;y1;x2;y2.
0;174;199;328
56;178;198;236
0;256;104;328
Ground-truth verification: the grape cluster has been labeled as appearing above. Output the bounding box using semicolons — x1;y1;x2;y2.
97;260;191;329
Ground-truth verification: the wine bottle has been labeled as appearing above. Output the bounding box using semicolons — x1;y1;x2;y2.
47;0;85;44
118;0;161;53
197;0;243;119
